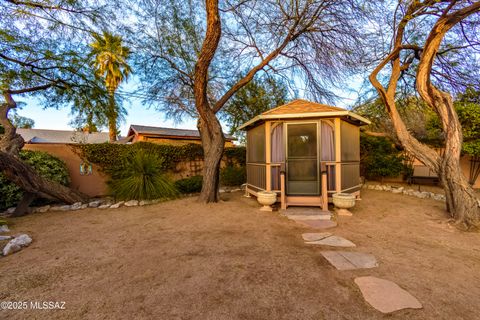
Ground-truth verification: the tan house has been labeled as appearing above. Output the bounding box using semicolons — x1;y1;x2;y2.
17;128;110;197
239;99;370;210
126;125;236;147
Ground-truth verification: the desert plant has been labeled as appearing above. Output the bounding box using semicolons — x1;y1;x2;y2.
108;150;178;200
0;150;70;210
174;175;203;194
220;166;246;187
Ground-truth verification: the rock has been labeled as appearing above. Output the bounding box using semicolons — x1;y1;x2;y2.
367;185;375;190
124;200;139;207
354;276;422;313
2;234;33;256
88;200;102;208
80;203;88;209
98;204;111;209
110;201;124;209
0;235;12;241
70;202;83;210
383;186;392;192
306;235;356;247
302;233;332;242
321;251;378;270
296;220;337;229
287;214;331;221
374;185;383;191
139;200;149;206
35;205;51;213
6;207;15;214
0;225;10;233
432;194;445;201
415;191;430;199
58;205;72;211
391;187;403;194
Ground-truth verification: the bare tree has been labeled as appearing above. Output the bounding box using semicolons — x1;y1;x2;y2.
132;0;369;202
369;0;480;229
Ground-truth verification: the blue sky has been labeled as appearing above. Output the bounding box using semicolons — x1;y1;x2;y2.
15;76;363;137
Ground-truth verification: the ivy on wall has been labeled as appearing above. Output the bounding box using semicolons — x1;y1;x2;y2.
72;142;246;174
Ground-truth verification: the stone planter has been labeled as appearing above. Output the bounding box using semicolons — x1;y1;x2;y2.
332;193;356;216
257;191;277;212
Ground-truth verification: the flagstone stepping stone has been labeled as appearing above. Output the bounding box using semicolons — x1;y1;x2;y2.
321;251;378;270
296;219;337;229
306;235;356;247
287;214;331;221
354;276;422;313
302;232;332;242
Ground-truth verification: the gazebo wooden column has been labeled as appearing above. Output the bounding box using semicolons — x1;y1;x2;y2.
265;121;271;191
334;118;342;193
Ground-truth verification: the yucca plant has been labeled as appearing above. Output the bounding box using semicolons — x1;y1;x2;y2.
109;151;178;200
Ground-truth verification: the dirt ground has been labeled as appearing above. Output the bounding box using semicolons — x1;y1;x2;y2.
1;190;479;320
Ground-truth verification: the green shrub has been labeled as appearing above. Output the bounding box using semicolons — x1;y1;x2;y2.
108;150;178;200
224;146;246;166
220;165;246;186
0;150;70;210
174;175;203;194
360;134;405;181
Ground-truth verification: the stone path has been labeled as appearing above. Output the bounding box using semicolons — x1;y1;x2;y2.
354;276;422;313
302;232;332;241
287;206;421;315
321;251;378;270
296;219;337;229
306;235;356;247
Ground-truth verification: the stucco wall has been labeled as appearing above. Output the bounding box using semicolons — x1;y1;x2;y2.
23;144;109;197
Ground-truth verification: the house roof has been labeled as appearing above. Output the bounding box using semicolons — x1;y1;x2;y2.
128;125;236;141
17;128;110;144
238;99;371;130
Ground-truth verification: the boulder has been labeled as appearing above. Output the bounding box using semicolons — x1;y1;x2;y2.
124;200;139;207
35;205;51;213
391;187;403;194
70;202;83;210
88;200;102;208
110;201;124;209
2;234;33;256
0;225;10;233
58;205;72;211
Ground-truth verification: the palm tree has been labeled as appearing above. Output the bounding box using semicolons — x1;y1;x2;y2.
90;31;131;142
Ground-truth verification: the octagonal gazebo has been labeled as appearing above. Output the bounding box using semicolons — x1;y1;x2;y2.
239;99;370;210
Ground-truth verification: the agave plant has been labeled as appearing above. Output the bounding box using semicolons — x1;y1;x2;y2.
109;150;178;200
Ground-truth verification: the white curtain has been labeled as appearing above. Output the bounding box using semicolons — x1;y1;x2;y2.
271;123;284;189
321;121;335;161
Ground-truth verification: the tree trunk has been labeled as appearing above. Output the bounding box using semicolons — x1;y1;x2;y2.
0;151;86;204
193;0;222;202
12;192;36;217
108;91;117;142
197;110;224;203
439;158;480;229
